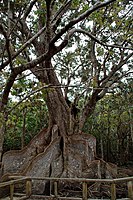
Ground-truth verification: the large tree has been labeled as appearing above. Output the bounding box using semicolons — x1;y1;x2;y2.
0;0;132;175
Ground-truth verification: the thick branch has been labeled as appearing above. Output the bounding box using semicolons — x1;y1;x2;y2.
54;28;76;53
100;52;133;88
79;89;101;131
0;25;46;71
0;24;13;71
52;0;72;30
79;51;133;131
0;48;58;111
0;72;16;111
21;19;40;50
1;36;64;111
71;29;133;50
51;0;116;44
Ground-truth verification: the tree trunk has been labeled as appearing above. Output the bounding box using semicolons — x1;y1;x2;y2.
0;126;4;161
0;61;118;198
0;113;7;161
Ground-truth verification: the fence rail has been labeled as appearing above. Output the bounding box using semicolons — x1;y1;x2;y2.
0;176;133;200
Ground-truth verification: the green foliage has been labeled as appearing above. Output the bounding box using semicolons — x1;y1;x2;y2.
3;97;48;151
83;81;133;165
3;76;49;151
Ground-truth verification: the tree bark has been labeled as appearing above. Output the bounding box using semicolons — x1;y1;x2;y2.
0;127;4;161
0;113;7;161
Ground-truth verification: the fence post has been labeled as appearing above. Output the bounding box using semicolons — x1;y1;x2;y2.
111;183;116;200
128;181;133;199
26;179;32;197
82;181;87;200
10;184;14;200
54;181;58;198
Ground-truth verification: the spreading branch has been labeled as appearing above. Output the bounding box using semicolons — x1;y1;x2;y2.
0;25;46;71
73;29;133;50
99;51;133;88
51;0;116;44
52;0;72;29
0;24;13;71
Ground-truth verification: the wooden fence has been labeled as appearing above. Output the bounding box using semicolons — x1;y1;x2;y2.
0;176;133;200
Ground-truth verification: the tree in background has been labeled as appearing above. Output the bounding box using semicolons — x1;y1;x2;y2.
84;79;133;165
0;0;132;173
3;96;48;151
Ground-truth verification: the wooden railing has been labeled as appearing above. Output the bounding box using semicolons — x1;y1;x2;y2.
0;176;133;200
0;177;31;200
